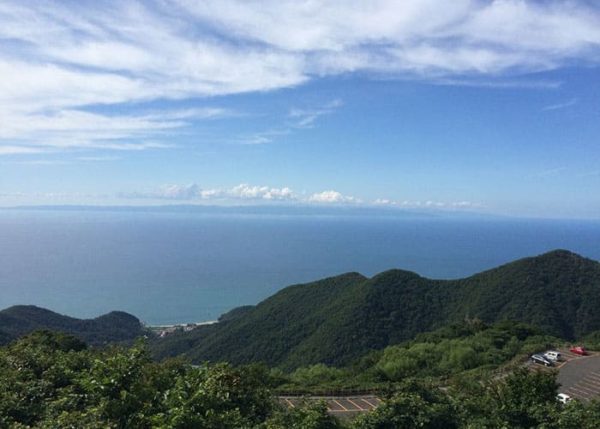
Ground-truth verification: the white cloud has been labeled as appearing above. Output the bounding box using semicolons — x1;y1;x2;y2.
119;184;482;210
5;180;482;211
2;1;600;155
373;198;394;205
160;184;201;200
229;184;295;200
121;183;298;201
120;184;200;200
175;0;600;75
451;201;480;209
308;190;359;204
118;182;485;210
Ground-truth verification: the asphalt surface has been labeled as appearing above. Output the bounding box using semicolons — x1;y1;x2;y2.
278;395;382;419
556;351;600;401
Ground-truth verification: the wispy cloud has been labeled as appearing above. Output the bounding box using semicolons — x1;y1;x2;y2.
76;156;121;162
577;170;600;178
542;98;578;111
236;129;291;146
0;105;230;155
433;77;563;90
0;146;46;155
0;159;69;166
374;198;483;210
2;1;600;155
0;191;107;201
235;99;342;145
528;167;567;179
289;99;343;128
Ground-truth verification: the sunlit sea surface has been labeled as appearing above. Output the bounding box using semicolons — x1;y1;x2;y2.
1;209;599;325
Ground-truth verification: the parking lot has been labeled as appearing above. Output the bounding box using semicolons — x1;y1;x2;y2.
528;348;585;371
555;350;600;401
278;395;382;419
277;349;600;417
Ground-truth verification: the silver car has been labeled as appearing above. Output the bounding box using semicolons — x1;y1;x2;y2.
530;354;553;367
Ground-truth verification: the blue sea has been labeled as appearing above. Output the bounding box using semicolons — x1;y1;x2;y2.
1;208;599;325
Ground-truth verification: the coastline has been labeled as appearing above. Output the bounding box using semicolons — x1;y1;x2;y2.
148;320;219;338
148;320;218;329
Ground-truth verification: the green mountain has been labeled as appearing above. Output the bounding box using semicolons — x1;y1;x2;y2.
151;250;600;369
0;305;146;346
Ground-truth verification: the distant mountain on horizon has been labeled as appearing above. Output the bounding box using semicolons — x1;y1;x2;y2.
151;249;600;369
1;202;500;219
0;305;146;346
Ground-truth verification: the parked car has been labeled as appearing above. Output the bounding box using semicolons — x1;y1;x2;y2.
557;393;572;404
570;346;588;356
544;351;561;362
530;354;553;367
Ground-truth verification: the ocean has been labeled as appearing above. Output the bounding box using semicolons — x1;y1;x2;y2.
1;208;599;325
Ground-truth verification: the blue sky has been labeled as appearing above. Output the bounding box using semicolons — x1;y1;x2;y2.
1;1;600;218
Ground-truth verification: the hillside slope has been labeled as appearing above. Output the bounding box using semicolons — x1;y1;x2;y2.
0;305;146;346
151;250;600;368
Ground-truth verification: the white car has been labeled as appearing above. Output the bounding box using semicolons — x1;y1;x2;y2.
544;351;561;362
557;393;572;404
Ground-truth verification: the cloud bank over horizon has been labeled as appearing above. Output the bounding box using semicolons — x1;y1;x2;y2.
0;182;483;212
112;182;479;211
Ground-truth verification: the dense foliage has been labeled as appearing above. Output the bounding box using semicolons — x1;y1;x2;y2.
0;305;146;346
0;331;342;428
274;320;561;393
152;250;600;368
353;370;600;429
218;305;255;322
2;331;600;428
373;321;556;381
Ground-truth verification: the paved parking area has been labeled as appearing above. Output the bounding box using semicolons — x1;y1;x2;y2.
556;351;600;401
278;395;382;418
277;349;600;416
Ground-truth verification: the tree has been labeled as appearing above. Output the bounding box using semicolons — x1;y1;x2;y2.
262;401;342;429
352;385;457;429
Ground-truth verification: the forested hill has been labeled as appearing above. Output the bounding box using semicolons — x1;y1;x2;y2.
151;250;600;369
0;305;146;346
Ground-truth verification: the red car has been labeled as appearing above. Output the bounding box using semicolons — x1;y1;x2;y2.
570;346;588;356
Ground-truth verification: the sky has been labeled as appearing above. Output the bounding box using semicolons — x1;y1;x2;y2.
1;0;600;218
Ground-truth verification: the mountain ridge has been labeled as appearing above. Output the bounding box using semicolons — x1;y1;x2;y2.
0;305;146;346
151;249;600;369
